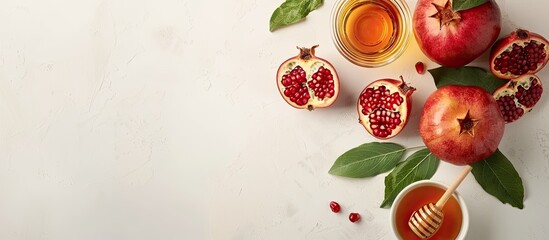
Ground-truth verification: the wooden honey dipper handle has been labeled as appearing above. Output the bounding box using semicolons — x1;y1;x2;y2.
435;165;473;209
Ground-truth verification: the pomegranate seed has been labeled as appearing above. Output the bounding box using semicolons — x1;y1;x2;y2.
493;38;547;77
306;65;336;100
415;61;425;74
329;201;341;213
516;78;542;108
281;65;311;106
349;212;361;223
494;75;542;123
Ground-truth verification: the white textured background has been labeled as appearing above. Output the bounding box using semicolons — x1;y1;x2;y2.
0;0;548;239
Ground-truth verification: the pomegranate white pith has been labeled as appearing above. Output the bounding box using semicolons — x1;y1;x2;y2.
277;45;339;110
413;0;501;67
490;29;549;79
357;77;415;139
493;75;543;123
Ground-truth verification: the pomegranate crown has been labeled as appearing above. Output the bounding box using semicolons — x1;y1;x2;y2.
398;76;416;95
516;29;529;39
296;45;318;60
430;0;461;30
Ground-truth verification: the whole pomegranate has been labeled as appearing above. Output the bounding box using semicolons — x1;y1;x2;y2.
413;0;501;67
419;85;505;165
277;45;339;110
490;29;549;79
358;77;415;139
493;74;543;123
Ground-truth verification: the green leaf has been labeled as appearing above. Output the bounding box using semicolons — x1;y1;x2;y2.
380;149;440;208
269;0;323;32
471;149;525;209
329;142;405;178
452;0;489;11
429;66;507;94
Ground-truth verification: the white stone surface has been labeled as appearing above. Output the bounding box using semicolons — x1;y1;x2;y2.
0;0;548;239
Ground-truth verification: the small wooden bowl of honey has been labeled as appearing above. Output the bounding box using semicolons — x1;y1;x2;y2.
390;180;470;240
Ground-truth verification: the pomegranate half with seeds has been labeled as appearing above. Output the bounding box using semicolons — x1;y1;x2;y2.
493;74;543;123
357;77;415;139
490;29;549;79
277;45;339;110
420;85;505;165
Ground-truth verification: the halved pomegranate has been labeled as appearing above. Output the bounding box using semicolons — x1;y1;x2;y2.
277;45;339;110
357;77;415;139
493;74;543;123
490;29;549;79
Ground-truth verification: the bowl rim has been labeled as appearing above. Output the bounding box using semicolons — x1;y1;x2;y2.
330;0;412;68
389;180;470;240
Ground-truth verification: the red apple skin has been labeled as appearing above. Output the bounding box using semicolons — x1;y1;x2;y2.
413;0;501;67
419;85;505;165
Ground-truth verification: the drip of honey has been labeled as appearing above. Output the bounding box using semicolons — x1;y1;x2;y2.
395;185;463;239
344;2;398;54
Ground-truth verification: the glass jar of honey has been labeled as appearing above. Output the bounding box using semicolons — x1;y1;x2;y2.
331;0;411;67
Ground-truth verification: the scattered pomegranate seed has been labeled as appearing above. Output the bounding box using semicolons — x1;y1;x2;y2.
415;61;425;74
349;212;361;223
329;201;341;213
